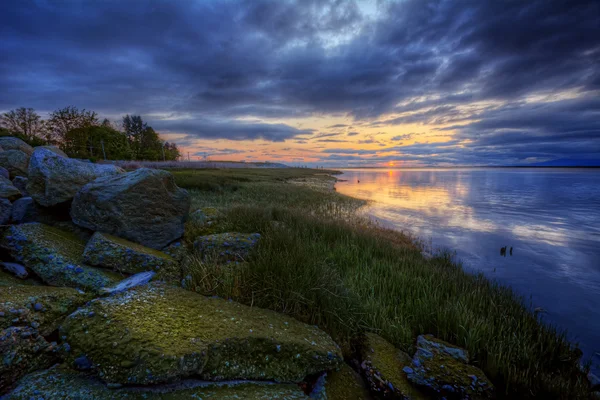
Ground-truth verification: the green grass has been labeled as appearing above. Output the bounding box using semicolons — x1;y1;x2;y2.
173;168;590;399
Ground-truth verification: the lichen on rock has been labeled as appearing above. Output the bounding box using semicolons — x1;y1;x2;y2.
405;335;494;398
60;283;343;385
83;232;180;280
0;283;90;335
4;367;310;399
311;363;372;400
0;223;122;292
194;232;261;263
359;332;427;399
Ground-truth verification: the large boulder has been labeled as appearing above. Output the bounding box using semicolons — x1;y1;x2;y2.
82;232;179;279
194;232;261;262
4;367;309;399
0;137;34;155
0;175;22;201
0;150;29;178
71;168;190;249
359;333;427;399
0;223;122;292
60;283;343;385
27;147;123;207
0;327;60;393
37;145;67;157
0;282;91;335
0;198;12;224
405;335;494;398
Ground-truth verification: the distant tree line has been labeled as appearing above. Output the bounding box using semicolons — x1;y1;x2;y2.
0;106;181;161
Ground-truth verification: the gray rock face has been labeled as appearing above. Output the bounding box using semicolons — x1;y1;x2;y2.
12;176;29;196
0;137;34;155
11;197;39;223
0;150;29;178
71;168;190;249
27;147;123;207
37;145;67;157
0;175;22;201
0;198;12;224
0;261;28;279
0;166;9;179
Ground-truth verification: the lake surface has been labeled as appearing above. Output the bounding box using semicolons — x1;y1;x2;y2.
335;168;600;372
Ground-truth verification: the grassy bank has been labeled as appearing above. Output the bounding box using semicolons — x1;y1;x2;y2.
172;168;589;398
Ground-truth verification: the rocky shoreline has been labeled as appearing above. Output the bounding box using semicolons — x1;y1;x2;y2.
0;136;594;399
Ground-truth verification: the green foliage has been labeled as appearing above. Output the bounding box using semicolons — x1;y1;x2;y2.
177;168;590;399
64;125;132;160
46;106;98;143
0;127;47;147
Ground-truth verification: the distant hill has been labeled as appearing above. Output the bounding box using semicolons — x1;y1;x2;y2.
526;158;600;167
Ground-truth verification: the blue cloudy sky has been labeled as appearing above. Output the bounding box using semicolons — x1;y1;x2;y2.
1;0;599;166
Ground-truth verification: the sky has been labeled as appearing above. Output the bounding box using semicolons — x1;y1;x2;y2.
1;0;599;167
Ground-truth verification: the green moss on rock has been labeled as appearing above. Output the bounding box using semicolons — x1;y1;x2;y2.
0;223;122;292
194;232;261;263
60;283;342;385
0;284;90;335
83;232;180;280
0;327;59;393
359;332;427;399
405;335;494;398
314;363;372;400
5;367;309;399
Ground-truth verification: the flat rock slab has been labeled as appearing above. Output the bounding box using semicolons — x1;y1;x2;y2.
405;335;494;398
0;327;59;393
359;332;427;399
71;168;190;250
83;232;179;279
27;147;123;207
60;283;342;385
194;232;261;262
1;223;122;292
0;284;90;335
5;367;309;399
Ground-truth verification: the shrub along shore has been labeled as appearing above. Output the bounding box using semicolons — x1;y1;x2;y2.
0;143;594;399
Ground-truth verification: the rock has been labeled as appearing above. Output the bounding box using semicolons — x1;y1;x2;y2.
27;147;123;207
0;198;12;224
0;223;122;292
0;283;90;335
406;335;494;398
0;137;34;155
0;327;59;393
0;150;30;178
37;145;67;157
189;206;221;225
82;232;179;279
162;241;188;262
60;283;343;385
71;168;190;249
4;367;309;399
359;333;427;399
311;364;371;400
99;271;156;295
0;175;22;201
194;232;261;262
10;197;38;223
0;261;28;279
0;269;38;287
0;166;9;179
11;176;28;196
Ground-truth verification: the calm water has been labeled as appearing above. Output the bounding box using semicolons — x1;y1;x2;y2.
336;168;600;371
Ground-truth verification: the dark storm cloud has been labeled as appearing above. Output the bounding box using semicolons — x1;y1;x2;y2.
0;0;599;158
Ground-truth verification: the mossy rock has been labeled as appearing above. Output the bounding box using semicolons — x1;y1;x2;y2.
83;232;180;280
190;206;221;224
0;270;38;287
0;284;90;335
0;223;123;292
0;327;60;393
311;363;372;400
60;283;342;385
4;367;309;399
405;335;494;398
359;333;427;399
194;232;261;263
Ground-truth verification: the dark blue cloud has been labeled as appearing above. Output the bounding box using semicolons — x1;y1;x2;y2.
0;0;599;160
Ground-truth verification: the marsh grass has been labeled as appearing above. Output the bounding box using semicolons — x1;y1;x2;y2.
174;168;590;399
